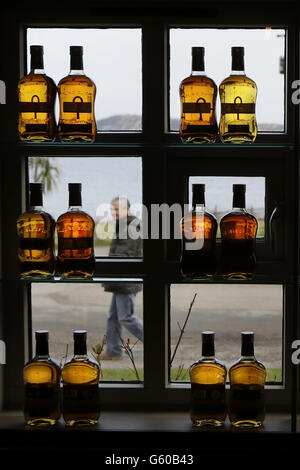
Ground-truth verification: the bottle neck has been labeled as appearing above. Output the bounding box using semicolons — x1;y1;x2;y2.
31;68;45;75
202;355;215;361
30;49;44;73
191;48;205;74
29;191;43;208
70;53;84;74
191;70;206;76
69;190;82;208
192;189;205;209
193;203;205;213
241;355;255;362
74;342;87;356
232;192;246;210
35;340;49;357
231;54;245;75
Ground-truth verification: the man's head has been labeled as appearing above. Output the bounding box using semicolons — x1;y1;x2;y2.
111;196;130;220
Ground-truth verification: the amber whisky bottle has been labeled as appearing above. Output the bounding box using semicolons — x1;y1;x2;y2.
189;331;227;427
18;45;57;141
180;184;217;277
229;332;266;428
23;330;61;426
62;330;100;426
17;183;55;279
56;183;95;279
219;47;257;143
180;47;218;143
220;184;257;279
57;46;97;142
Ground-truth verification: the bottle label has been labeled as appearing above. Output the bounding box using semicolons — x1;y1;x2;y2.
59;123;93;133
19;238;51;250
58;237;93;250
227;124;250;133
231;387;264;401
183;102;211;113
20;102;51;113
63;101;92;114
221;103;255;114
185;124;217;132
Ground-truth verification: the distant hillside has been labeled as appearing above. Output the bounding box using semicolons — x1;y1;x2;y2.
97;115;283;132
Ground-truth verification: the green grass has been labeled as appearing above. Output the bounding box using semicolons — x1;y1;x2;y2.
100;367;281;383
171;367;282;383
100;368;144;381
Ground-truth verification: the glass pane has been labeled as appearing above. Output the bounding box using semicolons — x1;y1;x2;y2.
170;284;283;383
31;282;143;381
170;28;285;132
28;156;143;257
27;28;142;130
189;176;265;237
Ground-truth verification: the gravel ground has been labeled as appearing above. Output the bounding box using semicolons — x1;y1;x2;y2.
31;281;282;375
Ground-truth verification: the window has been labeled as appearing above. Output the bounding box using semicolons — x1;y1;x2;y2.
27;28;142;130
170;28;286;133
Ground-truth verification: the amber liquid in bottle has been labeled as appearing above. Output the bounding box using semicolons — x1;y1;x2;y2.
56;183;95;279
180;184;217;277
229;332;266;428
220;184;257;279
18;45;57;141
180;47;218;143
57;46;96;142
23;330;61;426
62;330;100;426
17;183;55;279
189;332;227;427
219;47;257;143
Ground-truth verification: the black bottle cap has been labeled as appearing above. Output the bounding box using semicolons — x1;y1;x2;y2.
231;46;245;71
73;330;87;355
30;45;44;70
192;184;205;206
232;184;246;208
68;183;82;207
241;331;254;356
192;47;205;72
202;331;215;357
35;330;49;356
70;46;83;70
29;182;43;207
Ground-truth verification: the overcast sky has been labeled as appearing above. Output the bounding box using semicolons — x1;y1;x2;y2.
28;27;285;127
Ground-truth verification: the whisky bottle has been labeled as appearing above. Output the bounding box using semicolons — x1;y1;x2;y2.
57;46;97;142
189;331;227;427
229;332;266;428
62;330;100;426
219;47;257;143
23;330;61;426
56;183;95;278
180;184;217;277
18;45;57;141
17;183;55;279
179;47;218;143
220;184;257;279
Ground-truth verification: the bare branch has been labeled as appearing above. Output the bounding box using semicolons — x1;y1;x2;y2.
170;293;197;366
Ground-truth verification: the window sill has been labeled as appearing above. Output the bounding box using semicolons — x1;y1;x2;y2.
0;411;297;459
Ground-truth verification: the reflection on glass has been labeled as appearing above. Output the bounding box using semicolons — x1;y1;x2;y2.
170;284;282;383
28;156;143;257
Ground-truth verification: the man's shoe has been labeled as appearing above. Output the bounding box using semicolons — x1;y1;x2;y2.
99;352;123;360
